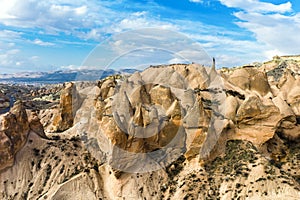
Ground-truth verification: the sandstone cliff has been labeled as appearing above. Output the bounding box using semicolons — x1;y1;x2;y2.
1;56;300;199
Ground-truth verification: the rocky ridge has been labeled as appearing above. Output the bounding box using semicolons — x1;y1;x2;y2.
0;55;300;199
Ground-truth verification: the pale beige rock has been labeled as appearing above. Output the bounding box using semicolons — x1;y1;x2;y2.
286;82;300;115
228;67;271;96
2;59;300;200
228;68;250;90
0;101;29;170
50;82;81;132
27;110;47;138
234;95;281;144
222;95;239;121
0;93;10;108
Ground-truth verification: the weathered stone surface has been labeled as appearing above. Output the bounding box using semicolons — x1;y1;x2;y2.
50;82;82;132
228;68;251;90
0;101;29;170
1;56;300;199
233;96;281;144
27;110;47;138
277;116;300;141
0;94;10;108
228;67;271;96
223;95;239;121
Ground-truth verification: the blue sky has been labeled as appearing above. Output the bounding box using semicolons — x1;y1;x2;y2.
0;0;299;73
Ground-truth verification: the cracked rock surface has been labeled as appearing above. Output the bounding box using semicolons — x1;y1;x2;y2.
1;56;300;199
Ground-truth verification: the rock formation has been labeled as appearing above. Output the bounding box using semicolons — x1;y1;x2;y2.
0;101;47;172
0;101;29;171
43;82;82;132
1;56;300;199
0;93;10;109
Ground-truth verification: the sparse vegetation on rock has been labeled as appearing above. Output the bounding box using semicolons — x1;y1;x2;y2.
1;56;300;199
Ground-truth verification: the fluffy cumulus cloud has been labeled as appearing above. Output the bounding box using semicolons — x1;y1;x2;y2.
0;0;120;37
0;0;178;41
219;0;299;58
234;12;300;56
0;0;189;72
0;0;299;72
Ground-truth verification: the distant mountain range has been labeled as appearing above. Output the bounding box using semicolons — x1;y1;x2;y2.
0;69;138;84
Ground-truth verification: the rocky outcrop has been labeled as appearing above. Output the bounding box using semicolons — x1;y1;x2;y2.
27;110;47;138
1;56;300;199
0;101;29;171
227;67;271;96
47;82;82;132
0;100;47;171
234;95;281;144
0;93;10;109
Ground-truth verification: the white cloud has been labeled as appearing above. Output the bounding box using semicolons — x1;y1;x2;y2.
60;64;79;70
0;0;297;72
81;28;217;70
60;64;99;70
132;11;148;17
233;12;300;53
82;29;102;41
74;5;87;15
0;30;22;40
218;0;300;61
30;56;39;61
0;1;167;42
214;54;247;68
168;57;187;64
0;49;29;71
0;0;18;19
110;13;177;33
0;0;110;34
165;19;270;67
264;49;285;59
0;48;19;68
189;0;203;3
0;41;38;73
219;0;292;13
33;39;55;46
6;49;20;55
